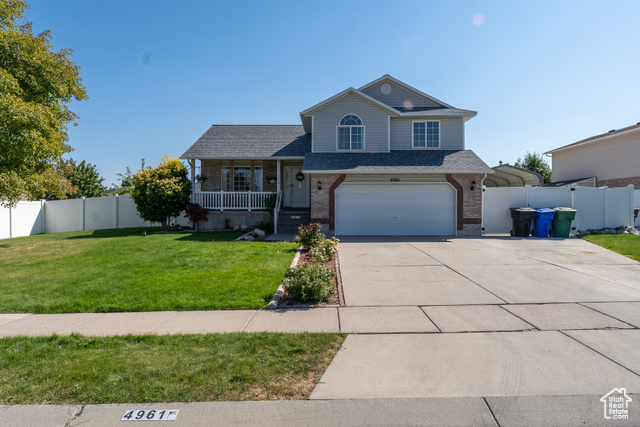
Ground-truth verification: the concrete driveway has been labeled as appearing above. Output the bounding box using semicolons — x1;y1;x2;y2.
339;236;640;306
313;236;640;411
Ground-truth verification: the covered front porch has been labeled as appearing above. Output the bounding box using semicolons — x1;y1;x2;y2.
186;158;311;232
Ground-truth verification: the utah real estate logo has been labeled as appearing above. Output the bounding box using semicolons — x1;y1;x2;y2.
600;388;632;420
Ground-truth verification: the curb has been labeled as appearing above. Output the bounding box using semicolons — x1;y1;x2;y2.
267;247;302;309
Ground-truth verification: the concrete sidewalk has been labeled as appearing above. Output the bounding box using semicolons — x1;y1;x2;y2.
3;395;638;426
2;301;639;336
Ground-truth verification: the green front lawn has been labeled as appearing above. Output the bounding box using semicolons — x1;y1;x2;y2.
0;333;345;404
582;234;640;262
0;228;298;313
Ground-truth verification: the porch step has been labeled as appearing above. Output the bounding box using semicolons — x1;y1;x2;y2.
277;210;311;233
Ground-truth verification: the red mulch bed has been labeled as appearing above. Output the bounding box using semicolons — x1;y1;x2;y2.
277;250;345;308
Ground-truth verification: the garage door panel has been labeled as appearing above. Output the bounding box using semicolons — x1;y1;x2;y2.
335;184;456;236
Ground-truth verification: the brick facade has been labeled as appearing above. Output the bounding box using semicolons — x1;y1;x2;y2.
446;173;483;237
310;173;345;231
597;176;640;188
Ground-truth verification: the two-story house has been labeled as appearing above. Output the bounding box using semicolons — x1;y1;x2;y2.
181;75;492;236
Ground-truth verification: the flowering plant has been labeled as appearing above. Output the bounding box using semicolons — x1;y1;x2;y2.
295;223;325;250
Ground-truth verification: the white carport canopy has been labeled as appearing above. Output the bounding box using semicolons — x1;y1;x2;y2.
484;164;543;187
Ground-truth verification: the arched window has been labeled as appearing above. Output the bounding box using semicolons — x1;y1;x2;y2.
337;114;364;150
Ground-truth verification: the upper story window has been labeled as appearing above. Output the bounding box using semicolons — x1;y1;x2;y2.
413;121;440;148
337;114;364;150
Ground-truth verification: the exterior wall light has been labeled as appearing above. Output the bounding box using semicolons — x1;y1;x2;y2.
318;180;322;191
471;180;476;191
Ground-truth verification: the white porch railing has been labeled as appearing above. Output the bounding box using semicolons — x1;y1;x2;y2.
193;191;274;211
273;190;282;233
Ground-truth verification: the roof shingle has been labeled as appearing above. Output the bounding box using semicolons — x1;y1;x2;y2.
181;125;310;159
302;150;492;173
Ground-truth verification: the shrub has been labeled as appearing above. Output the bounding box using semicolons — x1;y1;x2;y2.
263;193;277;211
295;223;324;250
284;263;335;302
253;220;274;234
184;202;209;229
130;155;191;230
309;237;339;263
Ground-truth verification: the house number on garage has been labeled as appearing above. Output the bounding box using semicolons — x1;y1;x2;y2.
390;178;400;182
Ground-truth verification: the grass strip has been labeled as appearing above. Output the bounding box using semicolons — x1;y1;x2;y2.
582;234;640;262
0;333;344;404
0;228;298;313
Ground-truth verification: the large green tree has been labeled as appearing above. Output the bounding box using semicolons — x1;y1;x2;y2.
0;0;88;206
515;151;552;184
61;158;107;199
130;155;191;230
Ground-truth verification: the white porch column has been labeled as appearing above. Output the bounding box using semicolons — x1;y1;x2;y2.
190;159;196;203
276;159;281;192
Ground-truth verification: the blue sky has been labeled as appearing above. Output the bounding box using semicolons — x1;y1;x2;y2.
26;0;640;186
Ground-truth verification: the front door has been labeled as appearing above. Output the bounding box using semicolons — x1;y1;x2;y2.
283;166;310;208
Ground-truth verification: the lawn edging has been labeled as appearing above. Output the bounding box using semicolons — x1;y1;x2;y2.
267;247;303;309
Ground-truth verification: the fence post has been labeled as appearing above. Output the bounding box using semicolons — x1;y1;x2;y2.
8;203;12;239
602;187;608;228
41;199;46;235
629;185;634;227
82;197;86;231
115;194;119;229
525;185;531;207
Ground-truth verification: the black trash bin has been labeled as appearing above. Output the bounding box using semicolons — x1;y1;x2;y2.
510;207;536;237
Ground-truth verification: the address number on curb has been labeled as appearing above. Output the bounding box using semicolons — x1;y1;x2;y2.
122;409;179;421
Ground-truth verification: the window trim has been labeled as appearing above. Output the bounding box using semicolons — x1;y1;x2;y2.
412;120;440;149
336;114;365;151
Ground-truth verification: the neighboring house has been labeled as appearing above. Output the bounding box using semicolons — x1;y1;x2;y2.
545;122;640;188
180;75;492;236
484;164;543;187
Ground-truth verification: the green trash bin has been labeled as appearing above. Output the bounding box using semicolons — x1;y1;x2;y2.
552;207;577;237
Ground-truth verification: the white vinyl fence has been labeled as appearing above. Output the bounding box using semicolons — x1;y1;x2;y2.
483;185;636;234
636;189;640;227
0;195;176;239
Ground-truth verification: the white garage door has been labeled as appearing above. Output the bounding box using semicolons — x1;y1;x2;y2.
335;183;456;235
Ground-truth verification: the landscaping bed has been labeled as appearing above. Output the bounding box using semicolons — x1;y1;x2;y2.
278;250;344;308
0;228;298;313
0;333;345;404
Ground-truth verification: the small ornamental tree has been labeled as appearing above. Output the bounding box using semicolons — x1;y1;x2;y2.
515;152;552;184
184;202;208;230
61;158;107;198
130;155;191;230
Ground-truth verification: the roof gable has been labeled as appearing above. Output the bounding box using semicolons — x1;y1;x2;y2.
359;75;453;109
545;122;640;154
300;87;400;116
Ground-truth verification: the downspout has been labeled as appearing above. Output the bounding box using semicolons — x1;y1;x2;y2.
481;173;487;235
190;159;196;203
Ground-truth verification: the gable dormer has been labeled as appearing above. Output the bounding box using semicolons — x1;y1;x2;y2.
359;75;452;111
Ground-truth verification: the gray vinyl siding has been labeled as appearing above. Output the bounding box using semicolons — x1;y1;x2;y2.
312;93;390;153
362;81;441;108
552;130;640;182
390;118;465;150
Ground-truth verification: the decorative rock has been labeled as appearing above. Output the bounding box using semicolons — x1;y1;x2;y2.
234;225;240;231
253;229;266;238
240;224;248;230
631;228;640;235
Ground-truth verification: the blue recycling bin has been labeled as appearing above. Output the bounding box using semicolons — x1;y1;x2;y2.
534;208;555;237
